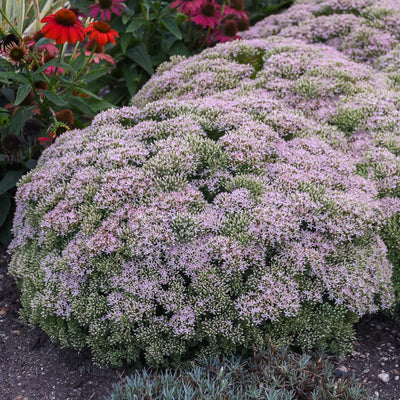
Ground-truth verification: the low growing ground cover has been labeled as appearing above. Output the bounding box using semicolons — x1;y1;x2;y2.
8;37;400;369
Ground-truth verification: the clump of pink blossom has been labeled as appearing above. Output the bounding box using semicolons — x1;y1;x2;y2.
242;0;400;70
9;38;400;367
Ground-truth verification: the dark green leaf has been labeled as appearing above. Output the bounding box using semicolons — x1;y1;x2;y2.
0;194;11;228
126;17;147;33
120;33;132;55
0;210;13;246
169;41;191;57
0;170;25;195
70;52;87;72
82;68;110;83
161;35;178;53
126;44;154;75
76;88;103;101
161;16;182;40
68;96;96;116
86;98;115;112
122;66;140;97
24;159;37;170
0;71;29;84
14;84;32;106
9;106;35;135
1;87;15;102
41;90;68;107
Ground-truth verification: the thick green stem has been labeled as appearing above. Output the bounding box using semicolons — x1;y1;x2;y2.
68;41;81;65
22;60;44;116
49;42;65;91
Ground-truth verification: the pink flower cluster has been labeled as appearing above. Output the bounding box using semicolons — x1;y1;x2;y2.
242;0;400;69
9;37;400;366
171;0;250;45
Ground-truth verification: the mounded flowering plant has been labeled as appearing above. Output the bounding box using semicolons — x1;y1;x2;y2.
241;0;400;86
9;39;400;367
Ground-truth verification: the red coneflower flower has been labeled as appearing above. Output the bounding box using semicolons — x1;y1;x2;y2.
4;42;27;65
170;0;202;16
192;0;222;30
41;9;86;45
85;21;119;46
87;0;126;21
224;0;248;19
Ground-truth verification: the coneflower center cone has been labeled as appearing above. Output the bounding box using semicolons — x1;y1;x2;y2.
98;0;113;9
54;9;77;26
8;46;25;62
223;20;238;37
93;21;111;33
201;1;216;17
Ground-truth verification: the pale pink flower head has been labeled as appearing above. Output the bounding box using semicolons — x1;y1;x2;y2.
170;0;202;16
87;0;126;21
223;0;248;19
192;0;222;29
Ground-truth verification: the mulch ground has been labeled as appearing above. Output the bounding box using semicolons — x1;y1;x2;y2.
1;244;399;400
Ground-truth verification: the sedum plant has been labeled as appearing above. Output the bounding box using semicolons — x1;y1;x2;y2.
9;38;400;367
241;0;400;86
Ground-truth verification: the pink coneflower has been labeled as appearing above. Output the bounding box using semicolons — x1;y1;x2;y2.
87;0;126;21
25;31;59;57
224;0;248;19
213;19;239;43
170;0;202;16
237;16;250;31
192;0;222;29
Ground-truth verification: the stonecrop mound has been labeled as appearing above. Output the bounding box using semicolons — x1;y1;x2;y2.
9;38;400;367
242;0;400;86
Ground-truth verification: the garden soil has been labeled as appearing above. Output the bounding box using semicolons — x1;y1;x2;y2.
1;244;399;400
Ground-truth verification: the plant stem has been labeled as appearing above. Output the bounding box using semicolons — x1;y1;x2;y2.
0;8;48;82
49;42;65;91
201;27;211;49
22;60;44;115
62;44;97;99
68;41;81;65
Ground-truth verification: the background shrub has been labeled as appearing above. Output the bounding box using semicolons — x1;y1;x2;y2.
9;38;400;367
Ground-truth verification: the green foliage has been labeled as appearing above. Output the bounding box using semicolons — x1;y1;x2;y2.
107;347;371;400
0;0;65;35
70;0;291;106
